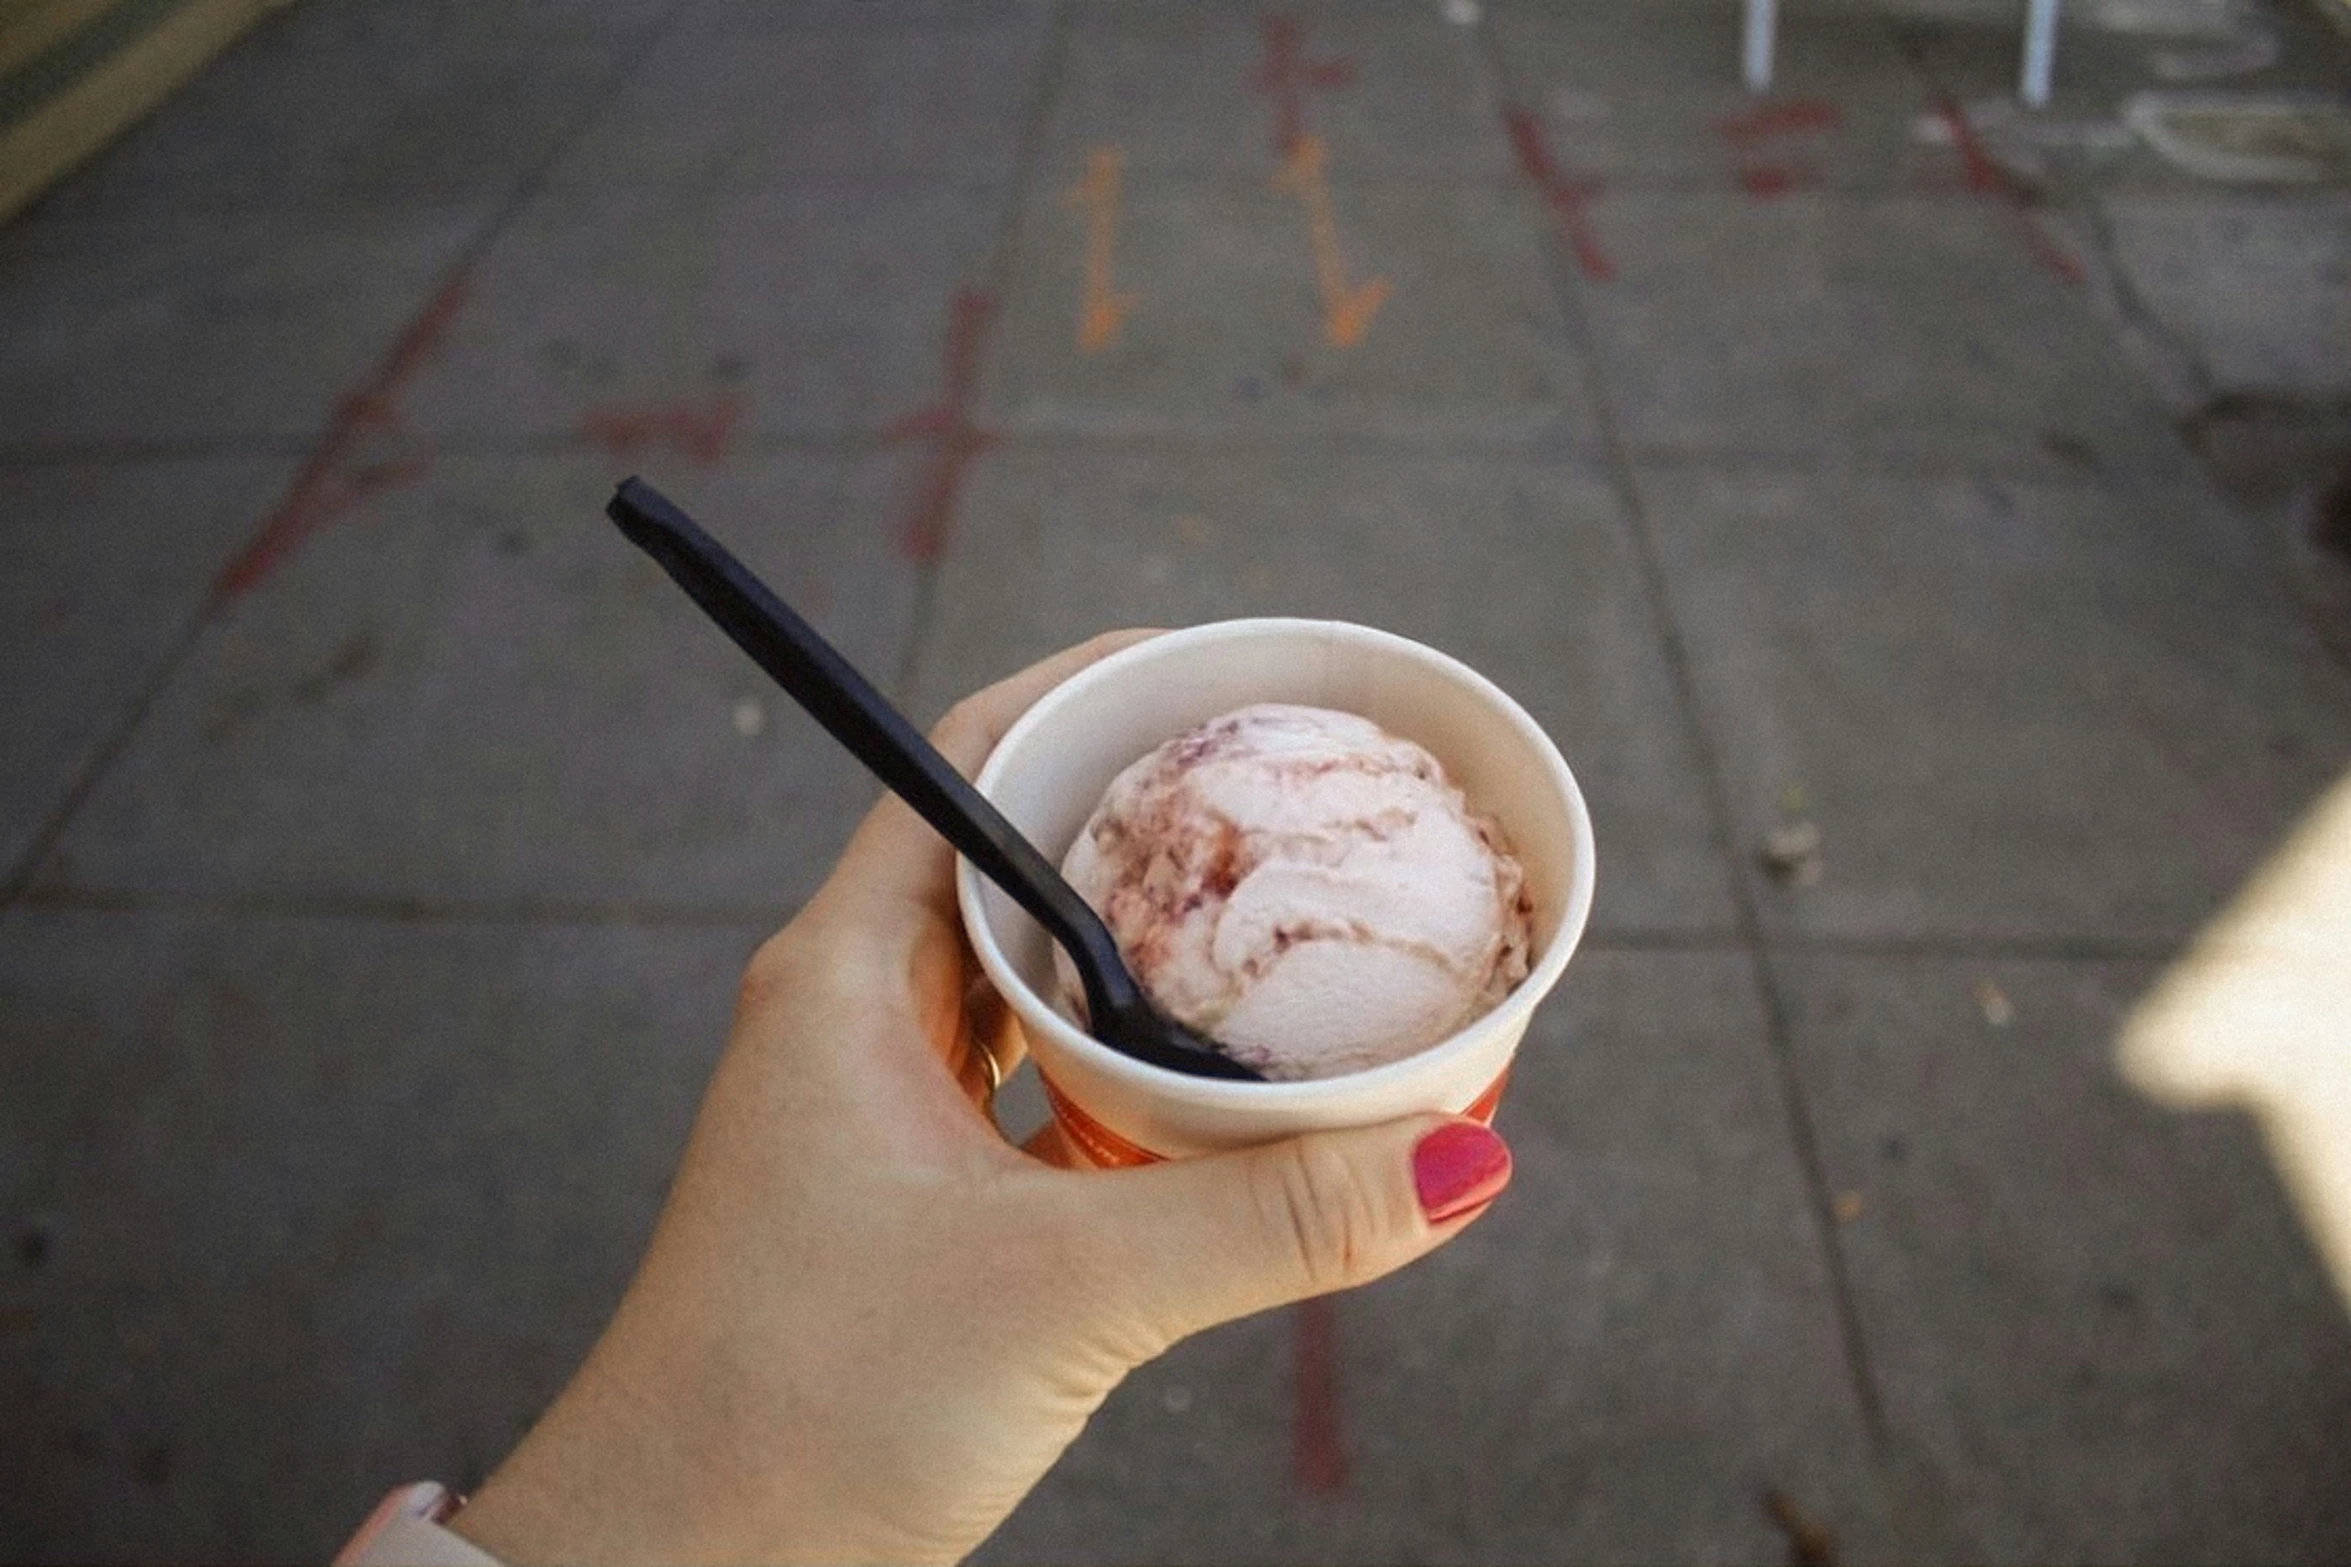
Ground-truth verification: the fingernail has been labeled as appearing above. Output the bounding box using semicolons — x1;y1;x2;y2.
1413;1121;1512;1224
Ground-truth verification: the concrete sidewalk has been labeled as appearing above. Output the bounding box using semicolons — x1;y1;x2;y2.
4;1;2350;1560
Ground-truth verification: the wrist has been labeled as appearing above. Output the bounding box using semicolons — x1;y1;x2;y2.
444;1315;871;1567
446;1358;725;1566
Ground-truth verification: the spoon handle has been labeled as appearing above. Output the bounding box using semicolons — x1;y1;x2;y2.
606;477;1142;1011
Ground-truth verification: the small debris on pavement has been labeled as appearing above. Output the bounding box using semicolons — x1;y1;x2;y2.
732;697;766;738
1162;1384;1194;1413
1975;978;2015;1027
1832;1191;1865;1224
1763;820;1823;886
1442;0;1481;25
1762;1486;1839;1567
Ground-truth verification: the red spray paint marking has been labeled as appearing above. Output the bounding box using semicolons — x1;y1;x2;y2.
1931;95;2084;284
1293;1296;1349;1493
1936;94;2008;194
1718;97;1843;145
882;289;998;562
1736;164;1810;200
581;394;742;464
1255;15;1355;156
1503;108;1615;282
213;271;468;600
1717;99;1839;203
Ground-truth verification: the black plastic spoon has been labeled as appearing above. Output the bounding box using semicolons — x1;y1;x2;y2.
607;477;1262;1083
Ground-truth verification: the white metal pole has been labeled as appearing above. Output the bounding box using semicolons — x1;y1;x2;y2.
1743;0;1778;93
2021;0;2060;107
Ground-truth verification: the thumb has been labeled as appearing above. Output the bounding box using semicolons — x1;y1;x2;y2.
1076;1117;1512;1349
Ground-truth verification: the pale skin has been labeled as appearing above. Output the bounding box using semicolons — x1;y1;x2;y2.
450;631;1513;1565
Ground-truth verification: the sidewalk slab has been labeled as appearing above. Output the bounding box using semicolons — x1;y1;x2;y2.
297;0;679;47
904;445;1736;940
1041;3;1510;181
543;13;1048;189
1635;464;2351;945
980;950;1893;1565
982;175;1594;449
2099;193;2351;404
686;0;1053;31
1572;192;2180;474
0;458;289;884
1488;3;1932;191
30;6;633;221
404;180;1004;445
0;206;487;455
37;452;920;913
0;906;751;1564
1782;952;2351;1563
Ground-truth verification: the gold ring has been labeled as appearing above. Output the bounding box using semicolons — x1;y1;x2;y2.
969;1034;1004;1100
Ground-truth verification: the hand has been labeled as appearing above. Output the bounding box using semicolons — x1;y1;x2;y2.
449;630;1514;1565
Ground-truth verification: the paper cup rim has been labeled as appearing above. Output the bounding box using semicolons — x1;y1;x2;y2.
955;618;1597;1108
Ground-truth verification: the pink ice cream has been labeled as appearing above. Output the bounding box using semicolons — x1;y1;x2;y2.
1056;703;1533;1081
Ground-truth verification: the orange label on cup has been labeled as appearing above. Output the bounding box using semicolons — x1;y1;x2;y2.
1040;1067;1513;1169
1463;1068;1509;1125
1040;1072;1166;1168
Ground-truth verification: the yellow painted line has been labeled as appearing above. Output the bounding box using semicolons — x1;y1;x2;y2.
0;0;285;225
0;0;124;79
1063;144;1136;354
1271;133;1388;349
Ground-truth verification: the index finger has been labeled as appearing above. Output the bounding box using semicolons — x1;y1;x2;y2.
831;628;1165;916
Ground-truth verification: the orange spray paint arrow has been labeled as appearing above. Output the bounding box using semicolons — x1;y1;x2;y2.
1063;146;1137;353
1271;133;1388;348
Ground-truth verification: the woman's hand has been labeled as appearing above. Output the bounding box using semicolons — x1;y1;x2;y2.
450;631;1513;1565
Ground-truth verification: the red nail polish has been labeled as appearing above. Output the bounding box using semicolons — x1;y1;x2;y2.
1413;1121;1512;1224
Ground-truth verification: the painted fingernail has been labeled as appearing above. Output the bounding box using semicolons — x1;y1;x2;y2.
1412;1121;1512;1224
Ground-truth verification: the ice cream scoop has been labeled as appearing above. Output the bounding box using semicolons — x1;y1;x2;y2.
1057;703;1533;1081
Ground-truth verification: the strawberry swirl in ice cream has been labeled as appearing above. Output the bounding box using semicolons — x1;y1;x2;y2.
1056;703;1534;1081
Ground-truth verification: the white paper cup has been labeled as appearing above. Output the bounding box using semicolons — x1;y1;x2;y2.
957;619;1595;1166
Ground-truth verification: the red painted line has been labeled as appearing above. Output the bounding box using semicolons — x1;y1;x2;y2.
581;394;742;464
1930;95;2084;284
1293;1296;1349;1494
895;424;996;564
1736;164;1808;200
367;274;472;406
213;272;468;600
1503;108;1615;283
938;287;994;415
1254;15;1354;156
883;288;998;563
1718;97;1843;145
1933;95;2003;194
